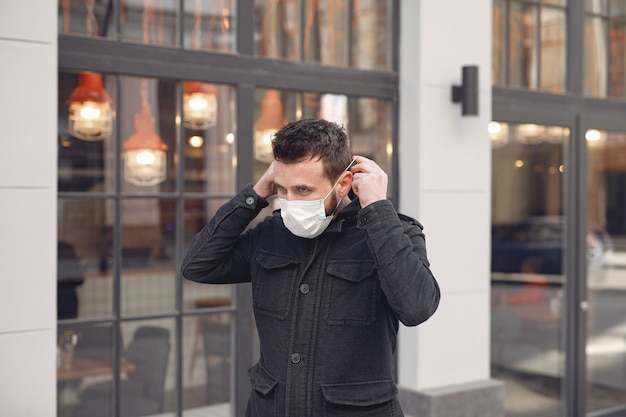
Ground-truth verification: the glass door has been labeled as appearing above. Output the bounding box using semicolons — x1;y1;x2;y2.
490;122;569;417
585;128;626;415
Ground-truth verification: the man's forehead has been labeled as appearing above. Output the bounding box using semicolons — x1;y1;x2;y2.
274;158;328;186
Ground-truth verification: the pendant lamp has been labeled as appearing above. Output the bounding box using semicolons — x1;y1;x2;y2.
254;89;286;163
123;100;168;186
67;72;113;141
183;82;218;130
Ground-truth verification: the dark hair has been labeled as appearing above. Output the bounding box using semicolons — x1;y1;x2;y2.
272;119;351;181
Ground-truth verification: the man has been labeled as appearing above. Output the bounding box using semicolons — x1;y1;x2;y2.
181;118;440;417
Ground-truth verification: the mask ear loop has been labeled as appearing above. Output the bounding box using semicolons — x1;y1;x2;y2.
326;159;357;216
344;158;358;200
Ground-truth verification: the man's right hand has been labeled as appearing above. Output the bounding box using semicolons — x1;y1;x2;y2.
253;161;277;200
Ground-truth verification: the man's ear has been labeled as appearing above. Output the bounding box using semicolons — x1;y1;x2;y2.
338;171;353;197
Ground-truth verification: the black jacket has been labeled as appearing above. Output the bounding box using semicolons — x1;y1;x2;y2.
181;184;440;417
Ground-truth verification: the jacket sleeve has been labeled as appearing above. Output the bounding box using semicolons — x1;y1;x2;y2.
180;184;269;284
357;199;440;326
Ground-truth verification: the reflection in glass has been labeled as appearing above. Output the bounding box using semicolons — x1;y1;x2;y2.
493;0;506;85
254;89;287;164
542;0;567;6
255;0;300;60
586;0;607;13
510;2;538;89
350;97;393;197
584;16;609;97
303;0;348;66
253;89;300;181
121;0;178;46
540;8;566;92
608;21;625;99
184;84;237;193
67;72;113;141
301;92;348;126
57;323;115;417
58;0;115;38
123;81;169;187
351;0;391;70
490;122;567;417
58;198;114;320
586;129;626;413
120;199;177;316
183;0;236;53
183;313;233;413
68;319;175;416
59;72;116;193
120;76;177;193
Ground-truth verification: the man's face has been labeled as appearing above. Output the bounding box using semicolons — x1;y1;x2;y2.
273;157;339;215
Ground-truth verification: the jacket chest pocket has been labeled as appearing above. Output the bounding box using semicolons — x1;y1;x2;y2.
253;251;301;320
323;260;379;326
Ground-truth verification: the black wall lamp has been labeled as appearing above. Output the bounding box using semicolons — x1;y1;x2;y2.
451;65;479;116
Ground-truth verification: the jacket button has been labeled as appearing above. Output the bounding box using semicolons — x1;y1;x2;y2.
290;353;301;364
245;196;255;206
358;217;366;226
299;283;310;294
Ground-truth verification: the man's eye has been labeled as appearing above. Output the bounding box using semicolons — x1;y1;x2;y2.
298;187;309;193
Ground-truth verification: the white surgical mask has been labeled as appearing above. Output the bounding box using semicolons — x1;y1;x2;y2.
279;160;355;239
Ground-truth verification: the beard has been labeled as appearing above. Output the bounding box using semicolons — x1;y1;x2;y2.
324;191;341;217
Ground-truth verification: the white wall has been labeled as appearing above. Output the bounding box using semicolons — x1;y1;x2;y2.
398;0;493;390
0;2;58;416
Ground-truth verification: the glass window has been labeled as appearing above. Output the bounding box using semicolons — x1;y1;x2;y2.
253;0;393;69
183;312;234;414
120;76;177;193
58;2;399;414
59;71;116;192
490;121;569;417
183;0;236;52
510;2;539;89
62;319;176;416
58;0;116;38
183;198;233;309
584;16;609;96
493;0;507;85
254;0;301;60
303;0;349;66
584;1;626;99
609;20;626;98
350;96;394;198
351;0;392;70
540;8;566;92
183;83;237;194
58;198;115;320
585;129;626;414
494;0;567;92
57;323;115;415
252;88;298;179
120;198;177;316
121;0;178;46
586;0;607;14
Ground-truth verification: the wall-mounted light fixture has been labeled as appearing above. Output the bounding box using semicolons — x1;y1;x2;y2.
451;65;479;116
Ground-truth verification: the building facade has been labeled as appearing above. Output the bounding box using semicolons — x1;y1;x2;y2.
1;1;624;417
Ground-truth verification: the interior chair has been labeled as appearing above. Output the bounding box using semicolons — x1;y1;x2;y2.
73;325;171;417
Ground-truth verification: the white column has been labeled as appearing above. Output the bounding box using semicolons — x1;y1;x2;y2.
398;0;493;391
0;2;58;416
